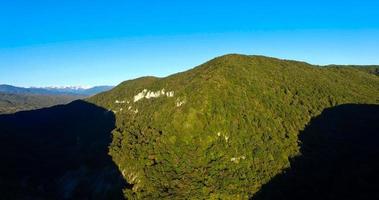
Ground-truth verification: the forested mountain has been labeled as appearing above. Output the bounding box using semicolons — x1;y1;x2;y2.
89;54;379;199
0;54;378;199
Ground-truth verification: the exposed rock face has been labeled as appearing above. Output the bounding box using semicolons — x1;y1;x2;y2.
134;89;174;102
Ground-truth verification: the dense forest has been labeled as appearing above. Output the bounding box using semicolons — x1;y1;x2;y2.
0;54;378;199
89;54;379;199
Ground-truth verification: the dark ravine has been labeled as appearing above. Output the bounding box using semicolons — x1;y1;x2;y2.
0;100;127;199
252;104;379;200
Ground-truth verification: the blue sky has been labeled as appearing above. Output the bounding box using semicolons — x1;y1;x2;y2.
0;0;378;87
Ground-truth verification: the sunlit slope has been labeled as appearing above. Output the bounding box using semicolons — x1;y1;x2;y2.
89;54;379;199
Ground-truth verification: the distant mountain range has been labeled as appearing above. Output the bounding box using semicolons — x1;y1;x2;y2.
0;84;113;114
0;93;81;114
0;84;114;96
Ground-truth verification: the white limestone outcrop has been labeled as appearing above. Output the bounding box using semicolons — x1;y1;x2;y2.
134;89;147;102
166;91;174;97
115;100;126;104
230;155;246;163
176;98;186;107
134;88;174;102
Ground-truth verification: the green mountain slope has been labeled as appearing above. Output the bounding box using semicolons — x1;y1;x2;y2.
88;54;379;199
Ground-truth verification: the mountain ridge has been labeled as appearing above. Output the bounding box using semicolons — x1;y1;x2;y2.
0;92;81;114
0;84;113;96
0;84;113;114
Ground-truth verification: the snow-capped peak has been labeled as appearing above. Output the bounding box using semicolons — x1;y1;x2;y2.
29;85;93;90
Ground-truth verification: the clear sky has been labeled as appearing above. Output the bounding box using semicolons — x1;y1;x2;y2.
0;0;378;87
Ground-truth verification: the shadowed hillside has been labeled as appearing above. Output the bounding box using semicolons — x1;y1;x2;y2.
252;104;379;200
0;100;127;199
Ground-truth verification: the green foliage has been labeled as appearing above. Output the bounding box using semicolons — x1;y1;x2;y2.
89;54;379;199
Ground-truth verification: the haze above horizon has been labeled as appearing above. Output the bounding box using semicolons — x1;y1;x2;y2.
1;0;378;87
